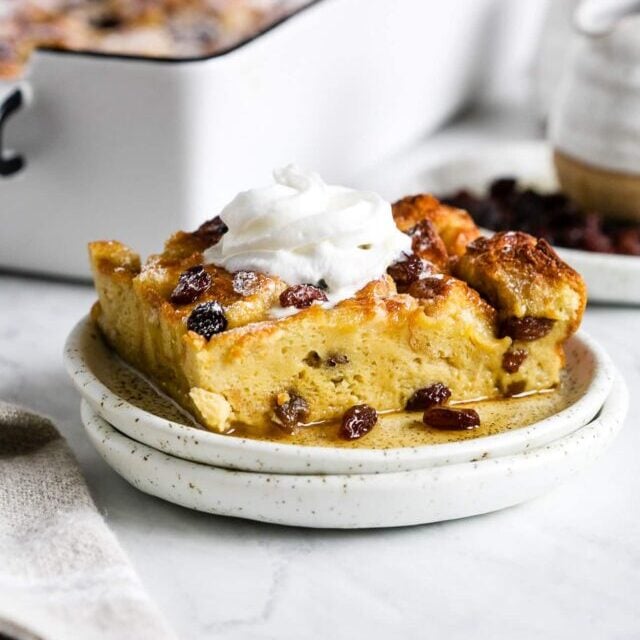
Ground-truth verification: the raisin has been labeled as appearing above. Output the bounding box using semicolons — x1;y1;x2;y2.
273;393;309;432
232;270;259;296
499;316;555;341
170;265;212;305
386;254;430;292
408;220;447;267
408;276;448;300
193;215;228;247
466;236;490;253
582;213;613;253
505;381;526;397
91;14;122;29
502;349;528;373
339;404;378;440
616;228;640;256
489;177;517;199
406;382;452;411
327;354;349;367
279;284;328;309
423;407;480;430
186;301;227;340
303;351;322;368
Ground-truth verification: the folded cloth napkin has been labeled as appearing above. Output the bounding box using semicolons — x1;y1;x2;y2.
0;401;177;640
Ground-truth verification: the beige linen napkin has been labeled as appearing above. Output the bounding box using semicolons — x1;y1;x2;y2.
0;401;177;640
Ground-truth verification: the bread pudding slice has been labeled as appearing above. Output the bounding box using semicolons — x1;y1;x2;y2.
89;192;586;436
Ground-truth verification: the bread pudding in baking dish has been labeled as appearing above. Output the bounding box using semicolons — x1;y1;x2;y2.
1;0;308;79
89;167;586;439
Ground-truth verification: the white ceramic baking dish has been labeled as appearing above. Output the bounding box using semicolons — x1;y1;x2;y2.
0;0;530;278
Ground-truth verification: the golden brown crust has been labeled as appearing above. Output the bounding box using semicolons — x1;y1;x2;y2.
455;231;587;335
88;241;141;282
463;232;575;283
392;194;481;257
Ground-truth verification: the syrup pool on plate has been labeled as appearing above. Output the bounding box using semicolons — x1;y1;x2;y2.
87;325;579;449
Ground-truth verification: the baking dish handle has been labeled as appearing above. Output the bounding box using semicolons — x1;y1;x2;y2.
0;85;27;177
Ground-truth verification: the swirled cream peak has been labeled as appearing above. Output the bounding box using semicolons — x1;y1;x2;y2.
204;165;411;306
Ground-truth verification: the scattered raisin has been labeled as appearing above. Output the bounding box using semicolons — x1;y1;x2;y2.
582;213;613;253
408;220;447;267
616;228;640;256
499;316;555;341
170;265;212;305
406;382;452;411
502;349;528;373
339;404;378;440
408;276;448;300
505;381;527;397
273;393;309;432
489;177;517;199
193;215;228;247
423;407;480;430
91;14;122;29
386;254;430;292
327;354;349;367
303;351;322;368
186;301;227;340
232;270;259;296
466;236;490;253
279;284;328;309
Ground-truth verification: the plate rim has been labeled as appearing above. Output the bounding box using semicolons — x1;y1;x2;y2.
79;375;628;528
65;316;615;474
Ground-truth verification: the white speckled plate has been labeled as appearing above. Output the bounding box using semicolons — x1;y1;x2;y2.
65;317;615;475
411;140;640;305
80;375;627;529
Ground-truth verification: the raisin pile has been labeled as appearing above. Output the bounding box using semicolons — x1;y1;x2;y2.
186;301;227;340
441;178;640;256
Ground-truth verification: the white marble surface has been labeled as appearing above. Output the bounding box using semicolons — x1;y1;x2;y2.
3;113;640;639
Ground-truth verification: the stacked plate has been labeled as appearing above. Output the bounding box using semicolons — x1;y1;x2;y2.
65;317;627;529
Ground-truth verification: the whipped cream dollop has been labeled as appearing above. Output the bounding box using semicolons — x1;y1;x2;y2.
204;165;412;308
